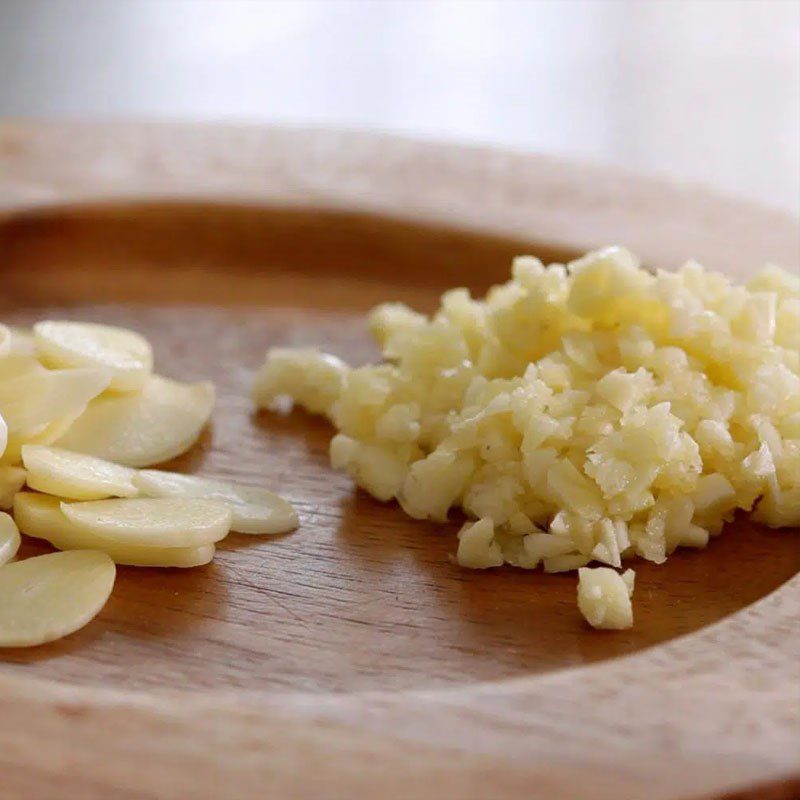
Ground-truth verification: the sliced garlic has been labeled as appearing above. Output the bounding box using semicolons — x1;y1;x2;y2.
95;542;214;568
0;465;26;509
0;512;20;566
0;366;111;434
14;493;215;567
6;327;36;357
135;469;298;535
1;409;86;466
0;324;10;358
0;354;43;382
60;496;231;547
34;320;153;392
55;374;215;467
0;550;115;647
0;412;6;461
22;445;138;501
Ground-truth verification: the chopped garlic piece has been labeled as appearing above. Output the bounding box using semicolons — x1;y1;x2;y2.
577;567;635;630
456;518;503;569
253;348;347;419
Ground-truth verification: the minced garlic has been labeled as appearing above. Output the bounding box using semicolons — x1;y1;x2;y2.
254;246;800;627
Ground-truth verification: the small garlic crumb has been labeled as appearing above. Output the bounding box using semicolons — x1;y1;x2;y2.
252;348;348;419
456;517;503;569
577;566;636;630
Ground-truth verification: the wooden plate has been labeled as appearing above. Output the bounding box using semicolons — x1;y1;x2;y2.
0;123;798;800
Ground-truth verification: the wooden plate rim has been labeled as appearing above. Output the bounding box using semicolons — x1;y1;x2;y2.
0;122;797;800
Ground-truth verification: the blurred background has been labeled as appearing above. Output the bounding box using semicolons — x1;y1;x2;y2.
0;0;797;214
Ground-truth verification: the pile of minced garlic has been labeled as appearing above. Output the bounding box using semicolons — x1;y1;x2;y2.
254;246;800;629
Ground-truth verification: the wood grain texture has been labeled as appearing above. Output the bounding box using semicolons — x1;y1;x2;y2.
0;123;798;800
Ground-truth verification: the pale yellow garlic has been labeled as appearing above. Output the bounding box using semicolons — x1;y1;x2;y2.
0;366;110;435
0;512;20;566
0;550;115;647
135;469;297;535
22;445;138;501
0;465;26;509
34;320;153;392
56;375;214;467
252;248;800;590
15;493;215;568
577;567;636;630
59;496;231;548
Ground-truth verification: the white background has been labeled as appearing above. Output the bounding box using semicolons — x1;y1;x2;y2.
0;0;797;213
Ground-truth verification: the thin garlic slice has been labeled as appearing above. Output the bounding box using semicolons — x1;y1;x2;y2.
34;320;153;392
0;512;20;566
7;327;37;357
60;496;231;548
0;329;43;382
0;324;10;358
0;550;115;647
577;567;636;630
55;374;214;467
1;409;86;466
14;493;214;567
0;366;111;434
0;412;6;461
91;542;214;568
0;356;46;388
0;465;26;509
135;470;298;535
22;445;138;501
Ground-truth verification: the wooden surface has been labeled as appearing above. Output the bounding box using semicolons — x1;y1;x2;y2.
0;123;798;799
